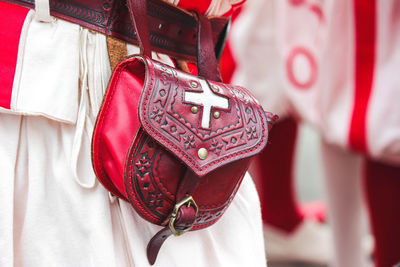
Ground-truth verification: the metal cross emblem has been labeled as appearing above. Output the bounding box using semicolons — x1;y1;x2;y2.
184;79;229;129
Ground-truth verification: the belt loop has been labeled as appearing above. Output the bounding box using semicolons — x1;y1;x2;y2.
34;0;53;23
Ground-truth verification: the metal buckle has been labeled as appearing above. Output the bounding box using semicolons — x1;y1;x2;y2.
169;195;198;236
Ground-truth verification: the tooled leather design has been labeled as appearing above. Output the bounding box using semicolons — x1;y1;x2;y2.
108;0;196;56
139;56;269;176
125;130;176;224
6;0;227;61
125;128;244;229
10;0;111;27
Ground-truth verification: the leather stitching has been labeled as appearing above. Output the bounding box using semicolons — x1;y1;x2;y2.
139;57;268;175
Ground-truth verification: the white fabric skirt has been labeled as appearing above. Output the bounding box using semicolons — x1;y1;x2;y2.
0;9;267;267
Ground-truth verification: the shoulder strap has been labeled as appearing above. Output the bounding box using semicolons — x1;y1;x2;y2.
196;12;222;82
126;0;151;57
126;0;222;81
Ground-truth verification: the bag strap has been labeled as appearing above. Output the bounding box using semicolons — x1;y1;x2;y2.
196;12;222;82
126;0;222;82
125;1;223;264
147;169;200;264
126;0;152;57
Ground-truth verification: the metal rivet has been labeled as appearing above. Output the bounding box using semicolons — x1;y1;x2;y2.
191;106;198;114
158;23;164;29
190;81;198;88
211;85;219;93
213;111;220;119
198;148;208;160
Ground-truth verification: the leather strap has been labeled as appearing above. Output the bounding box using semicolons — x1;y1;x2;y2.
175;169;202;201
147;169;201;265
106;0;225;263
146;206;196;264
196;13;222;82
126;0;222;82
126;0;151;57
3;0;229;62
125;3;223;262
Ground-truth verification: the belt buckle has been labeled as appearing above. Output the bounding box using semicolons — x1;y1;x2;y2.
169;195;198;236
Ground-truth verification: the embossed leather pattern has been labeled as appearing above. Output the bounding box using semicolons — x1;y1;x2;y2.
92;55;275;230
125;127;250;228
3;0;229;61
139;56;269;176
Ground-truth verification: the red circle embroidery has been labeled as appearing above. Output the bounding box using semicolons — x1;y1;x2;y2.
286;47;317;90
289;0;305;6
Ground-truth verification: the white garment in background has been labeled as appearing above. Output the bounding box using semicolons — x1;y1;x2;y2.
231;1;400;266
232;0;400;165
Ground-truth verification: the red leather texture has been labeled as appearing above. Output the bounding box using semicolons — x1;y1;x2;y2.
4;0;229;61
125;127;250;227
196;12;222;82
92;54;260;225
92;60;145;200
92;53;272;218
138;56;269;176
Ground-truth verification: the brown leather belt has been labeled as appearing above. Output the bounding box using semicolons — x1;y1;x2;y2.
2;0;230;61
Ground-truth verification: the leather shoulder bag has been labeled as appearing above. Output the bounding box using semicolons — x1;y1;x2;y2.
91;0;278;264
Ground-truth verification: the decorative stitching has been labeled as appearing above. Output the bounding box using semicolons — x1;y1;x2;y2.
139;59;268;175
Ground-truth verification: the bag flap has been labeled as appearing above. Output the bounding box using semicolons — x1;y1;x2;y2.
137;55;269;176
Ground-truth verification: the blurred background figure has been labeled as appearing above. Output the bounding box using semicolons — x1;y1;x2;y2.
221;0;400;266
221;2;335;266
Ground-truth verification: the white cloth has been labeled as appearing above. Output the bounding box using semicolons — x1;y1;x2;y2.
320;142;369;267
0;7;267;267
231;0;288;118
5;12;81;124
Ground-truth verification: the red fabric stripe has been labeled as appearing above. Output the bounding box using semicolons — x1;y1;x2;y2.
0;2;29;109
177;0;212;15
348;0;376;153
219;6;243;83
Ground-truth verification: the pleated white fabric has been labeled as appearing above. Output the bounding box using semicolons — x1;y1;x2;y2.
0;7;267;267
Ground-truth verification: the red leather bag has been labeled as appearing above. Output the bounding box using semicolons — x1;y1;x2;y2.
92;0;277;264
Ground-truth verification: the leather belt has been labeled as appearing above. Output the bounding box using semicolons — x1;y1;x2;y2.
2;0;230;62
